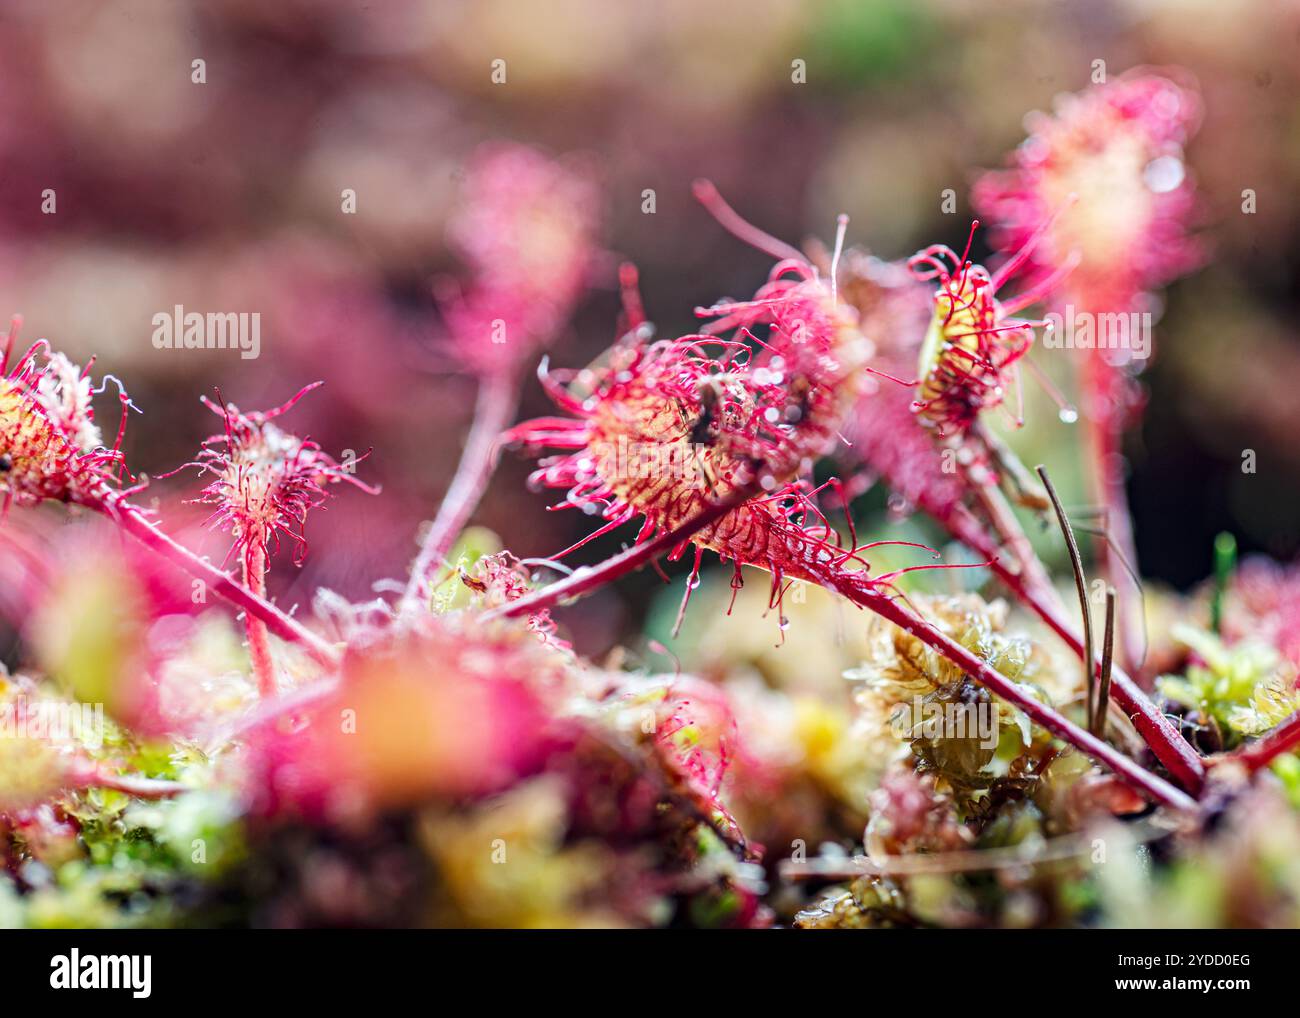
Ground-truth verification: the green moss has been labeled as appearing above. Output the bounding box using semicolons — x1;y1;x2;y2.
1156;624;1296;749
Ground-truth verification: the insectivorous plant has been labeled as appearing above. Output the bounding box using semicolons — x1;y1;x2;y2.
909;220;1064;440
0;320;133;511
973;71;1202;671
504;182;885;624
496;186;1197;812
973;72;1201;320
12;52;1300;931
827;253;1206;795
0;323;341;670
438;142;601;379
907;214;1080;515
403;144;601;612
172;383;377;695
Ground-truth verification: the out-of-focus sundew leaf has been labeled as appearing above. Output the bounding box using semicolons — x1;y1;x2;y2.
29;558;147;711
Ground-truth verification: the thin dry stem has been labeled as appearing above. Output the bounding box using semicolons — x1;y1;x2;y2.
402;369;520;613
1095;587;1116;738
1037;464;1097;731
1082;368;1144;675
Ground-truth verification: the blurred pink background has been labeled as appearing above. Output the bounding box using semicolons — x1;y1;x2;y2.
2;0;1297;655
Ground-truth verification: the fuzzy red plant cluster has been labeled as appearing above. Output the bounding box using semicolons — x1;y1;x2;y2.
0;322;133;512
973;71;1202;321
437;142;601;378
506;235;881;604
487;75;1239;810
178;383;377;575
972;71;1203;673
403;143;603;610
4;81;1300;917
1;325;359;682
1225;559;1300;670
239;621;556;821
170;383;379;694
906;219;1071;438
498;179;1207;810
831;254;966;516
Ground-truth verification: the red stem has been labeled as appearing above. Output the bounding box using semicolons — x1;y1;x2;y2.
88;487;340;670
828;579;1196;811
944;505;1205;794
1231;711;1300;773
966;462;1060;612
482;479;760;623
67;763;187;799
243;544;277;697
489;492;1196;810
402;369;520;613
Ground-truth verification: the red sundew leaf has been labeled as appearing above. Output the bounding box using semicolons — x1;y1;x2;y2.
238;621;557;821
0;325;136;512
438;142;602;377
171;383;376;576
972;70;1203;324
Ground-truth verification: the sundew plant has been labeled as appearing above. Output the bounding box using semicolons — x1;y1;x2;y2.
2;2;1300;932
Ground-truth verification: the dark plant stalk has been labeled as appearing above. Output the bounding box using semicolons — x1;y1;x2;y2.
88;486;340;670
1095;587;1116;737
1082;363;1144;675
1038;465;1098;731
402;369;520;613
996;556;1203;792
1231;711;1300;773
